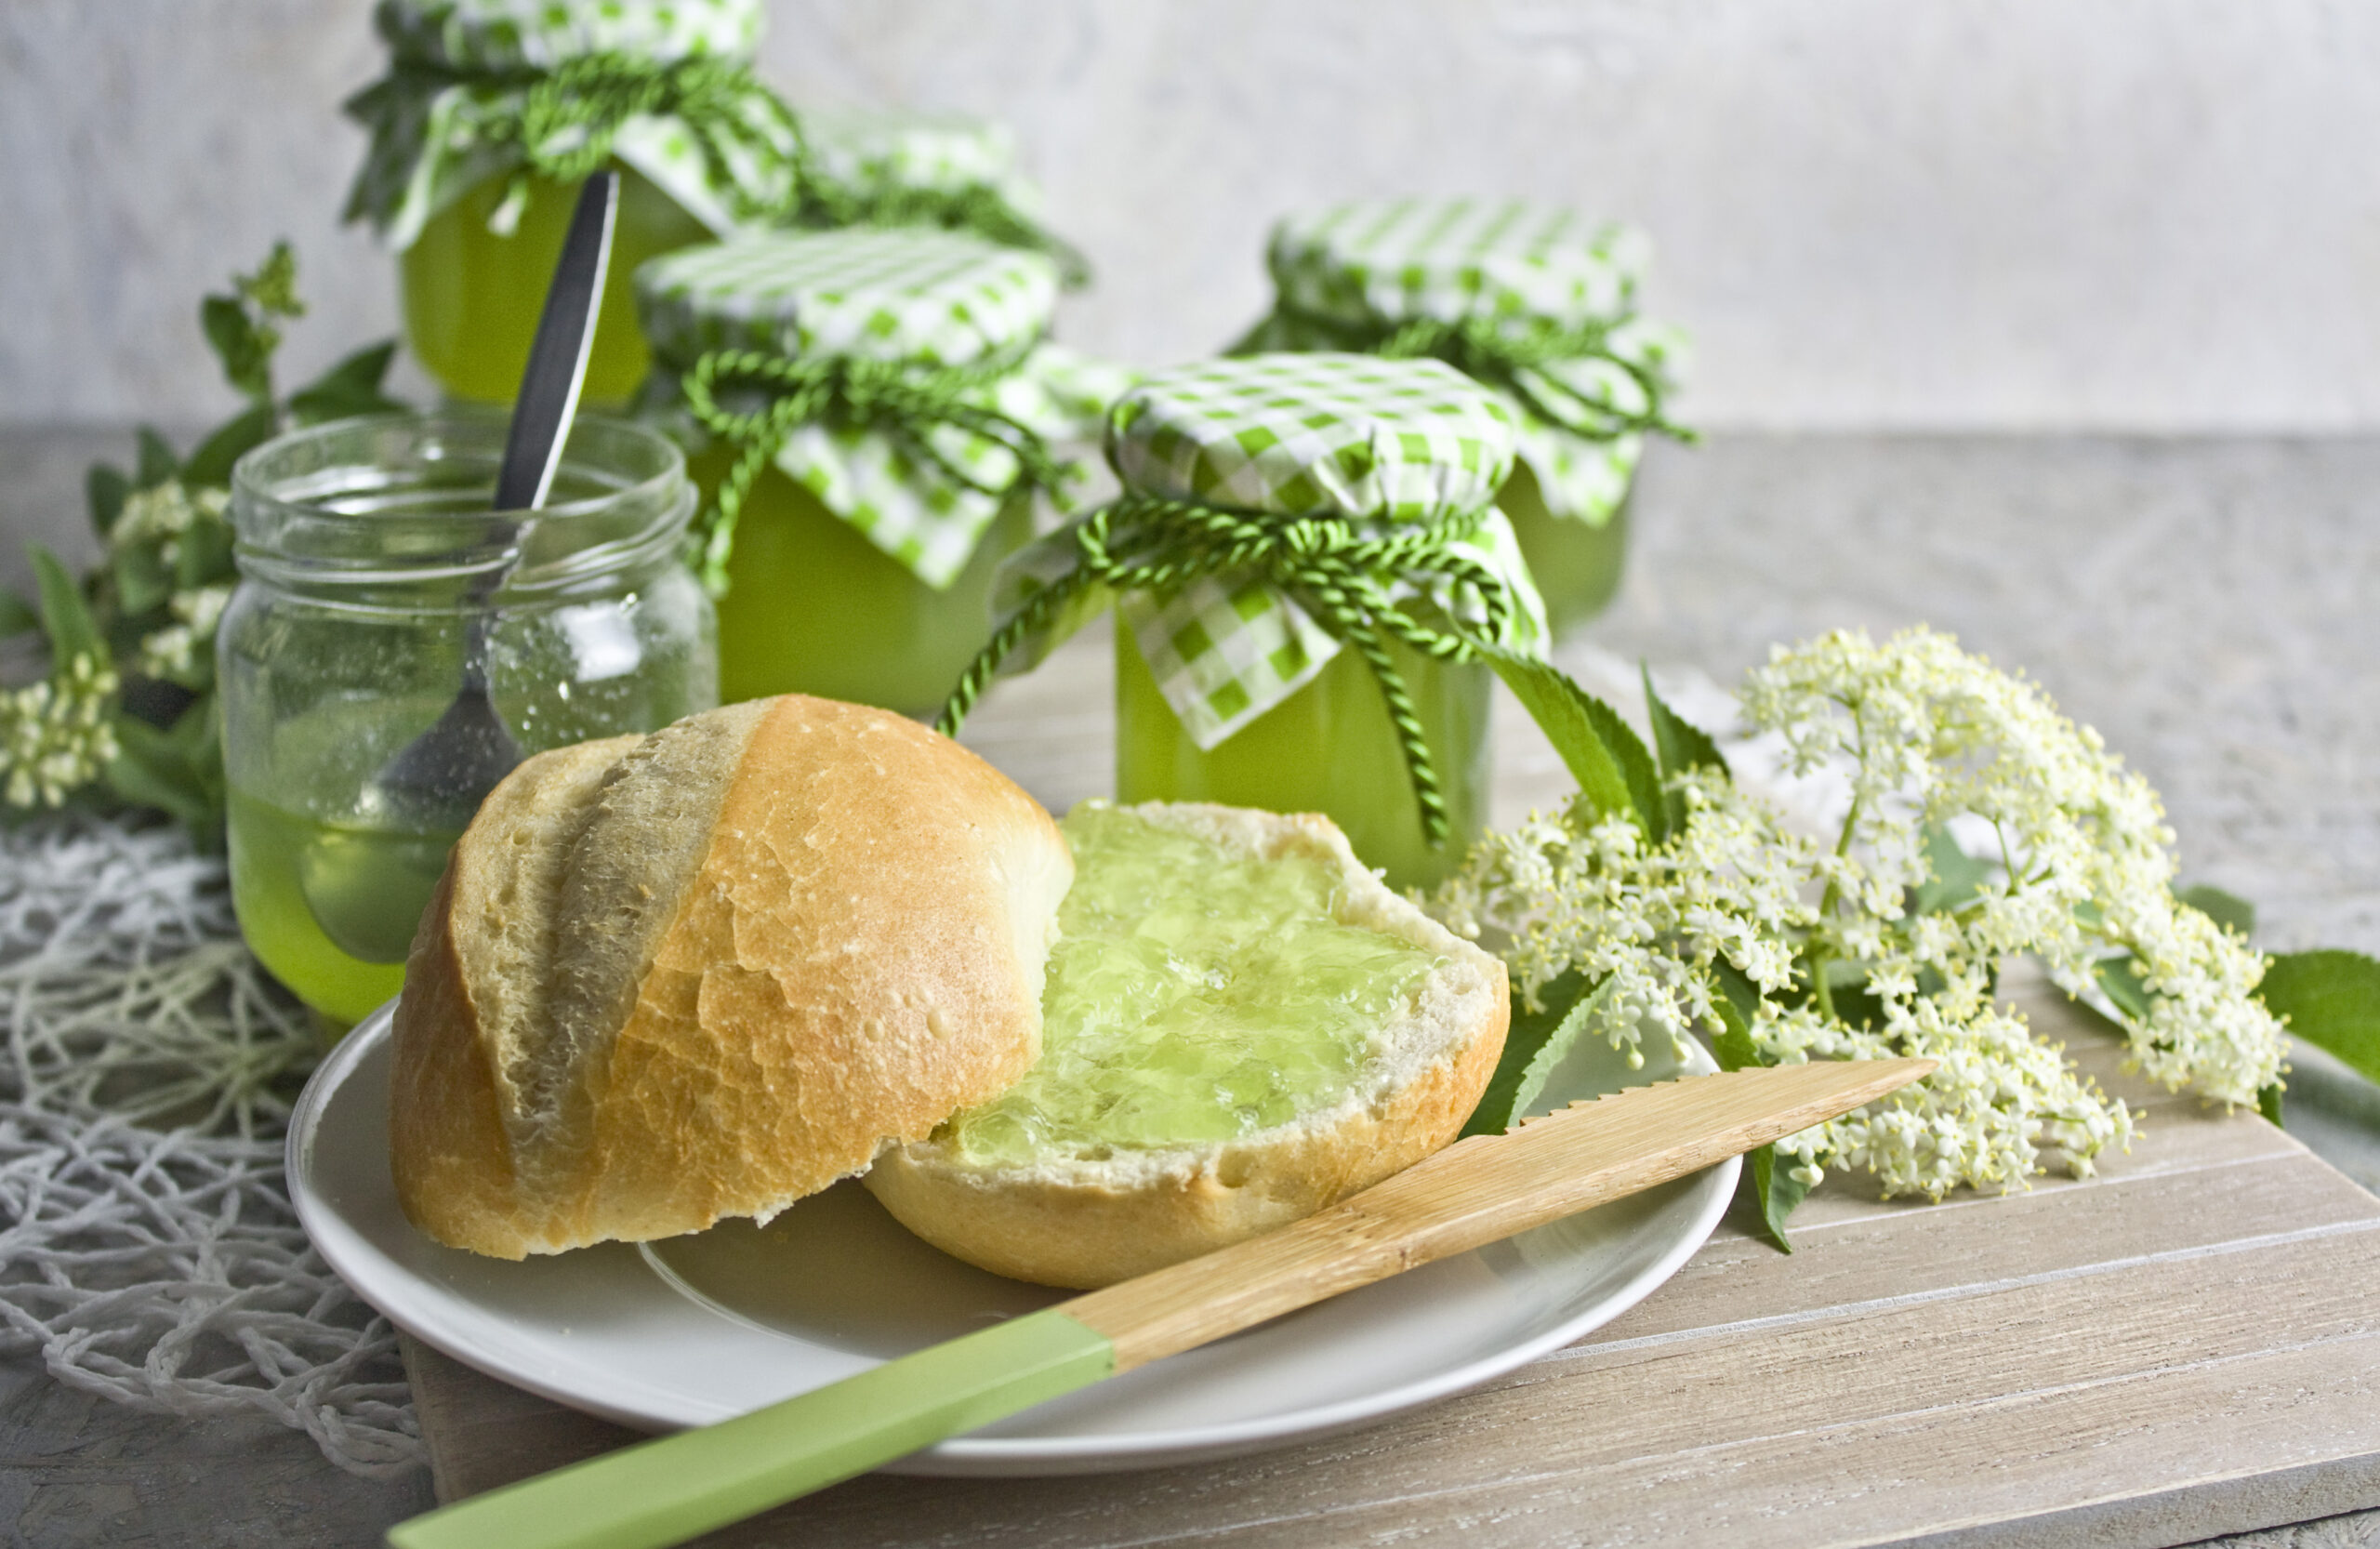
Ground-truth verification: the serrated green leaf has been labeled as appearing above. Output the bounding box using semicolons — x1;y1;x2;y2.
2258;1083;2285;1128
182;401;278;488
2178;884;2256;938
1461;969;1611;1137
135;428;179;489
86;464;130;538
1483;646;1656;834
1708;988;1765;1074
2259;949;2380;1088
1641;663;1726;835
1908;825;1994;917
287;340;405;426
1710;957;1762;1022
202;294;273;403
0;590;38;638
28;546;103;662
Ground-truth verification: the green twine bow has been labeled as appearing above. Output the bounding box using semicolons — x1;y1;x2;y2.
1271;307;1693;446
677;346;1068;593
482;51;809;226
937;495;1519;847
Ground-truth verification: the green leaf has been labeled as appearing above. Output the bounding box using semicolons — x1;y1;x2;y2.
0;590;38;638
181;401;278;488
28;546;104;662
1710;957;1763;1023
1461;970;1612;1137
86;464;131;538
105;696;225;848
287;340;405;426
1706;994;1805;1252
202;295;273;403
235;241;305;322
1641;663;1726;835
135;428;179;489
2095;954;2151;1022
1484;647;1659;835
2258;1083;2285;1128
1908;825;1994;917
2179;884;2256;938
2259;949;2380;1088
112;541;174;617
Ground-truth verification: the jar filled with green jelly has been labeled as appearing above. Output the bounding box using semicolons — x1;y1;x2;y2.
632;227;1121;716
1234;198;1688;635
342;0;783;406
940;353;1549;894
220;414;716;1027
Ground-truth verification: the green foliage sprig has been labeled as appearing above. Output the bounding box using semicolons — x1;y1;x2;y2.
0;244;406;847
1434;628;2380;1251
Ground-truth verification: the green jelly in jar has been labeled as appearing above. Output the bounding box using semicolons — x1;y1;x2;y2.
637;227;1093;717
1079;352;1540;894
221;413;716;1028
1250;197;1679;633
403;164;710;407
345;0;771;405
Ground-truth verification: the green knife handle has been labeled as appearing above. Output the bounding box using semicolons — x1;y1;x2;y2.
387;1308;1115;1549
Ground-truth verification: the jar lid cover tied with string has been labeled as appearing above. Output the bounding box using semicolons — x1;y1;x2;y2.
942;352;1548;883
1238;197;1690;531
342;0;789;248
634;226;1126;595
800;107;1090;286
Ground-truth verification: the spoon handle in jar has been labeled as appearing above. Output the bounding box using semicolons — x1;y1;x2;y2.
494;171;619;516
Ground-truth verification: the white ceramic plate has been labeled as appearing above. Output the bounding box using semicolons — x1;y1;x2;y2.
289;1001;1733;1476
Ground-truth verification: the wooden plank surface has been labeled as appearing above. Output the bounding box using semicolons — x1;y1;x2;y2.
402;623;2380;1547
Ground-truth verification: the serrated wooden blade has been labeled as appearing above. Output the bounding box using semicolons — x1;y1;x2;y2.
1065;1057;1934;1371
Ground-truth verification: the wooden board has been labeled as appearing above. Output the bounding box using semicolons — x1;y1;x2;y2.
403;625;2380;1547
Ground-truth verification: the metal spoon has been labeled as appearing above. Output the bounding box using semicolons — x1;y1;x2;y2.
299;172;619;965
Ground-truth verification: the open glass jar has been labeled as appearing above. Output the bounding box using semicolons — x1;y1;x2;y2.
220;413;716;1026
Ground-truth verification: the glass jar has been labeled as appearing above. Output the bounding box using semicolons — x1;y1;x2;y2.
696;446;1034;714
1116;628;1490;894
221;412;716;1026
1498;460;1633;635
403;163;710;407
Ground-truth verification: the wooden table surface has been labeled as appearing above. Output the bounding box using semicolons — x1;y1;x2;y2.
403;615;2380;1548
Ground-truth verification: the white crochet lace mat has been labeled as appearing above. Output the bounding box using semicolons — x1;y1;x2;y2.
0;814;421;1477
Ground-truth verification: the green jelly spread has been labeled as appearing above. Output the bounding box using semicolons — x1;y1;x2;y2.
943;804;1446;1167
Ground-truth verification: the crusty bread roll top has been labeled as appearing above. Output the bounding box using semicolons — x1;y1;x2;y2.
390;695;1073;1260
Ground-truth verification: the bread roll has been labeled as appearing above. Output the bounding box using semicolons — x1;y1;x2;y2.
389;695;1074;1260
864;803;1508;1289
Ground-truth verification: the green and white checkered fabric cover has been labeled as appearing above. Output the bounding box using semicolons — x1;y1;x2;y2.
345;0;783;248
636;228;1123;589
1259;196;1686;526
1033;353;1544;749
803;107;1044;214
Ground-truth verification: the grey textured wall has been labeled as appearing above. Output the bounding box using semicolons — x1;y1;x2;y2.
7;0;2380;430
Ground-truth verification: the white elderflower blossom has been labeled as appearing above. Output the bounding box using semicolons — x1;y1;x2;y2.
136;583;234;680
1;654;120;809
1435;626;2285;1203
111;480;229;567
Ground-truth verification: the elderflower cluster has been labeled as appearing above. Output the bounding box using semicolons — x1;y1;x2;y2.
1435;626;2286;1202
112;479;229;566
136;583;233;681
1;654;120;808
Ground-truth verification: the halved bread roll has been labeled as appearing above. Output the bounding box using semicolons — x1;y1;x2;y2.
864;802;1508;1290
389;695;1073;1260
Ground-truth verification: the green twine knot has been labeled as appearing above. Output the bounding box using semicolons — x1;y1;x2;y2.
678;346;1067;594
490;51;810;226
937;494;1519;848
